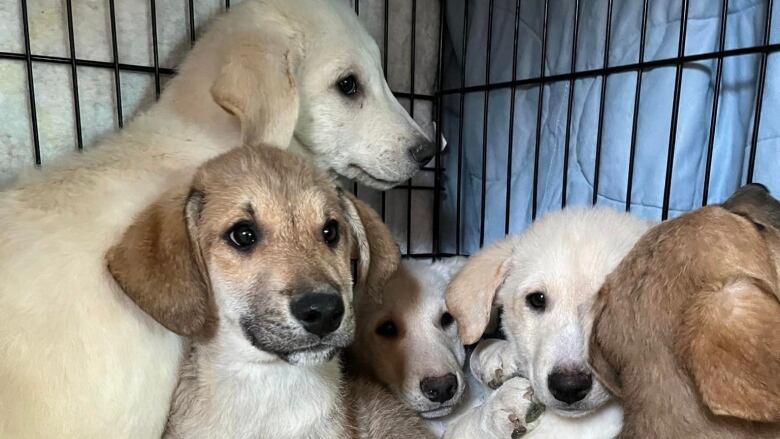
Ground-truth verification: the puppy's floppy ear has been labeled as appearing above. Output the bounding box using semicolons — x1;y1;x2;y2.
587;293;623;399
445;240;513;344
211;30;301;148
339;190;400;300
722;183;780;232
678;278;780;422
106;189;216;338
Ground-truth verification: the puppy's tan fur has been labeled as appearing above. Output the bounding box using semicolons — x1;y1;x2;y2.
107;145;431;438
589;185;780;438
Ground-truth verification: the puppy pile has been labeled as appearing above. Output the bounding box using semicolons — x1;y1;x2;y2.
0;0;432;437
354;190;778;439
1;0;778;437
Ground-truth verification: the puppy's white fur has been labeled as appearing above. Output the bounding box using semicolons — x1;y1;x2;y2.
165;323;347;439
452;208;653;438
491;209;651;417
379;209;652;438
0;1;429;437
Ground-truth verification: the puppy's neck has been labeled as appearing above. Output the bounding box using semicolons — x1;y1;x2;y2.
167;328;346;438
191;325;283;370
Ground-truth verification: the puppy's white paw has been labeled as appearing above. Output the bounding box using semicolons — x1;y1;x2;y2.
479;377;545;439
470;339;520;389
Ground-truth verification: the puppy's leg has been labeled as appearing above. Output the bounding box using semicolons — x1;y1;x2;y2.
470;339;521;389
444;377;544;439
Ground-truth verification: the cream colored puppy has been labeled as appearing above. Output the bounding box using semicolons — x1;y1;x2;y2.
446;208;653;438
0;1;432;438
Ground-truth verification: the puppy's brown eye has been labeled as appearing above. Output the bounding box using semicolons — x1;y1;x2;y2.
226;222;257;251
440;312;454;328
322;219;339;247
375;320;398;338
337;74;358;96
526;292;546;311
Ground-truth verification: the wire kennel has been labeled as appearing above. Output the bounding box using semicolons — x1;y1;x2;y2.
1;0;778;257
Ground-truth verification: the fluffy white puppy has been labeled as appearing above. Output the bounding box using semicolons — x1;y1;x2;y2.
446;208;653;438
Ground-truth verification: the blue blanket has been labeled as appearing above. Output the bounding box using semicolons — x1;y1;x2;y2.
438;0;779;254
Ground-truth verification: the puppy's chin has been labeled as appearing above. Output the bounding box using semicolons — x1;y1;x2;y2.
546;388;612;418
418;406;455;419
343;163;411;190
240;316;354;366
406;392;461;419
549;405;593;418
547;397;610;418
281;346;340;366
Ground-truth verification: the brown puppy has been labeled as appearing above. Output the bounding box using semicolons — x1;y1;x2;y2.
589;184;780;438
107;144;431;438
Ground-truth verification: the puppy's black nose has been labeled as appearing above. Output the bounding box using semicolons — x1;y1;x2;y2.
290;293;344;338
408;142;436;166
420;373;458;403
547;369;592;404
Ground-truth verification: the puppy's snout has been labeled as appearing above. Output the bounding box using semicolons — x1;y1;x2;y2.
420;373;458;403
547;368;593;404
289;292;344;338
408;141;436;166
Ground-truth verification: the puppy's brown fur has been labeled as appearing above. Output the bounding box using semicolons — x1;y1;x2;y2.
589;184;780;438
107;144;432;438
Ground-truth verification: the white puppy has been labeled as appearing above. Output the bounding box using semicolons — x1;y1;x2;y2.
360;209;650;437
446;208;653;438
0;1;431;438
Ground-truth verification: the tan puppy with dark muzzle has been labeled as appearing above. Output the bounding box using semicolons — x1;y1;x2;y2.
106;145;432;439
589;184;780;438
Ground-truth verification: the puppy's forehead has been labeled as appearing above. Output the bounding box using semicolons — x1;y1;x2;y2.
373;266;422;313
194;146;340;216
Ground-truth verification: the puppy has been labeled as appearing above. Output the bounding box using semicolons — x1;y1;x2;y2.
107;145;430;439
350;258;468;420
446;208;652;437
0;1;432;437
589;184;780;438
350;258;544;438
